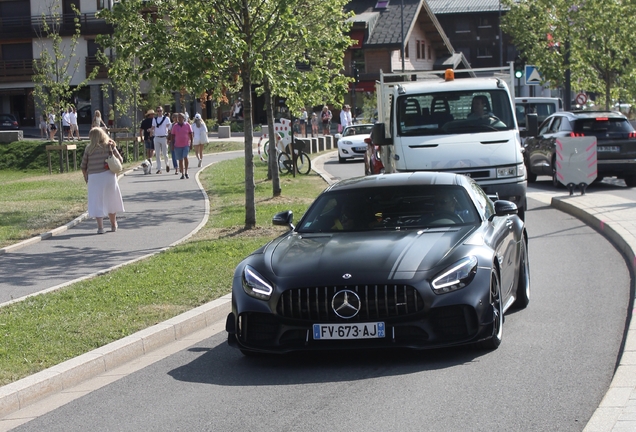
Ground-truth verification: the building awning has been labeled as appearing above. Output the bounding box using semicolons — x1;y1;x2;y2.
350;30;365;49
349;81;376;92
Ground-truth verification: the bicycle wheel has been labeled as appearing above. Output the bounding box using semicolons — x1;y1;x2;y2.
257;138;269;162
278;152;292;174
296;152;312;175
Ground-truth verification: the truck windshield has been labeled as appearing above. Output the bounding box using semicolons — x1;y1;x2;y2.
396;90;515;136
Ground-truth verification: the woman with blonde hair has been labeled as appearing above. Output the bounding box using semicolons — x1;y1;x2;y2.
92;109;107;129
191;113;208;167
80;127;125;234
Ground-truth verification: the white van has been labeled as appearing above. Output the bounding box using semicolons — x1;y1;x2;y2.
372;67;527;219
515;97;563;142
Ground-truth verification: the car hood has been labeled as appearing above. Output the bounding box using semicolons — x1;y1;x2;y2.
264;227;475;281
339;134;369;143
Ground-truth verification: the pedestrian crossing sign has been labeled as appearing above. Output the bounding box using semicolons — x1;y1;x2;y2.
525;65;542;86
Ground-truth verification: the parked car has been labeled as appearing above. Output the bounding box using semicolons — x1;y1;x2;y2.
0;113;19;130
524;110;636;186
334;123;373;163
226;172;529;355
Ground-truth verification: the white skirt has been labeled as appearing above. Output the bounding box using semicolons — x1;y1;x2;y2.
87;170;125;218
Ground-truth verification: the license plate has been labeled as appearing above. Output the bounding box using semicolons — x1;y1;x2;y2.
353;146;366;152
598;146;620;152
313;322;385;340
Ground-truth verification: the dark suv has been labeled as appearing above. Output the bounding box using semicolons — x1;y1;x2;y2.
524;110;636;187
0;113;19;130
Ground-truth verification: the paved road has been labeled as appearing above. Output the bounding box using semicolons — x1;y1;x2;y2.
2;150;636;431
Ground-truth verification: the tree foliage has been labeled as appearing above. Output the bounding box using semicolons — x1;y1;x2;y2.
102;0;352;228
501;0;636;108
33;1;98;145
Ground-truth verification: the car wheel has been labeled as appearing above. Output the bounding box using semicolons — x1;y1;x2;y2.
526;166;537;183
513;236;530;309
624;175;636;188
477;270;502;350
551;157;562;188
338;155;346;163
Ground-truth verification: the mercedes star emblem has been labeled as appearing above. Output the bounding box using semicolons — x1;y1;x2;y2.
332;290;361;319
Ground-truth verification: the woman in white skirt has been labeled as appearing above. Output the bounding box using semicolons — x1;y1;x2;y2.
80;127;125;234
191;113;208;167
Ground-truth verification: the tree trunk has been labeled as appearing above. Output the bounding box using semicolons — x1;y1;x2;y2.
243;75;256;229
264;80;281;196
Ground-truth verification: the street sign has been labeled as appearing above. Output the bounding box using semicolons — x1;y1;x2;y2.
525;65;542;86
575;93;588;105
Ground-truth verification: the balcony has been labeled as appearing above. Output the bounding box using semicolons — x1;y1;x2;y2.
86;56;108;79
0;13;113;39
0;59;35;83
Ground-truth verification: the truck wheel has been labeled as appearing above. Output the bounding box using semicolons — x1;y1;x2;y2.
527;169;537;183
625;175;636;187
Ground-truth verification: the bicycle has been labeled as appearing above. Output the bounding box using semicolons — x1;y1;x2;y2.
278;139;311;175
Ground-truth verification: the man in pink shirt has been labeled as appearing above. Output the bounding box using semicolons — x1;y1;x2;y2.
171;112;193;179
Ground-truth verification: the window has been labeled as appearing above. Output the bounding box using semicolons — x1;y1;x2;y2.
478;17;491;28
455;20;470;34
427;44;432;60
416;41;421;59
405;42;409;58
477;46;493;58
375;0;389;9
97;0;107;9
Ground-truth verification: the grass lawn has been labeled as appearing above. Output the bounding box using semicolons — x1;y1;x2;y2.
0;148;327;386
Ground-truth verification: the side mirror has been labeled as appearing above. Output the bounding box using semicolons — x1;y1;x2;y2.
273;210;294;229
526;113;538;137
492;200;518;218
371;122;393;146
334;133;342;139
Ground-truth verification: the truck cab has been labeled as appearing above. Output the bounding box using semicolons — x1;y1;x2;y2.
372;68;527;220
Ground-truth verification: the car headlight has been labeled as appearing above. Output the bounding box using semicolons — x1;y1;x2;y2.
341;140;352;146
431;256;478;294
496;166;518;178
242;265;273;300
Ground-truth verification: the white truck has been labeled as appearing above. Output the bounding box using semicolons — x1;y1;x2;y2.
371;66;527;219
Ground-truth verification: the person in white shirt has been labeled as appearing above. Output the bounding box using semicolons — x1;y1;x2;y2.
48;111;57;140
340;105;353;132
62;107;72;141
151;106;172;174
191;113;208;167
70;107;79;140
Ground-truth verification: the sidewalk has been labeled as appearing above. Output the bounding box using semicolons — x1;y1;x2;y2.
0;154;635;431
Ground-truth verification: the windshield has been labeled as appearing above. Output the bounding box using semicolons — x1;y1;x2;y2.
297;185;479;233
343;125;373;136
516;102;559;127
396;90;515;136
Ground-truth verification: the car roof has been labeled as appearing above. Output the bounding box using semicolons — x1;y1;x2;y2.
325;172;469;192
552;110;628;120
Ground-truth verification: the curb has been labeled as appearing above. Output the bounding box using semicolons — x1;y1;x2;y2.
551;195;636;432
0;294;231;418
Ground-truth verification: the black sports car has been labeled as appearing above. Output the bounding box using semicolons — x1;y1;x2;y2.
226;172;529;355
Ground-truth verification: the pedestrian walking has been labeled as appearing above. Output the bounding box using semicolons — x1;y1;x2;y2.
169;112;179;174
299;107;308;136
191;113;208;167
139;109;155;161
339;105;352;132
92;110;107;129
311;112;319;136
108;105;115;128
62;107;72;141
151;106;171;174
321;105;332;135
48;111;57;141
80;127;125;234
39;114;47;139
171;112;193;179
70;107;80;140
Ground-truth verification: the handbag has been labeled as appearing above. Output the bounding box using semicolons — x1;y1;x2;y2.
106;147;123;174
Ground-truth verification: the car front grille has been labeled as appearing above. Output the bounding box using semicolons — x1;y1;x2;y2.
276;285;424;323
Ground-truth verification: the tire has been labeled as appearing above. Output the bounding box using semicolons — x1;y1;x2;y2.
297;152;312;175
261;140;269;161
278;152;292;174
551;156;563;188
625;175;636;188
526;166;537;183
477;270;503;350
512;236;530;309
338;155;346;163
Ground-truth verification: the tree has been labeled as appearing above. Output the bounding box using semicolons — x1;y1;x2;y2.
103;0;351;228
33;2;98;150
501;0;636;109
